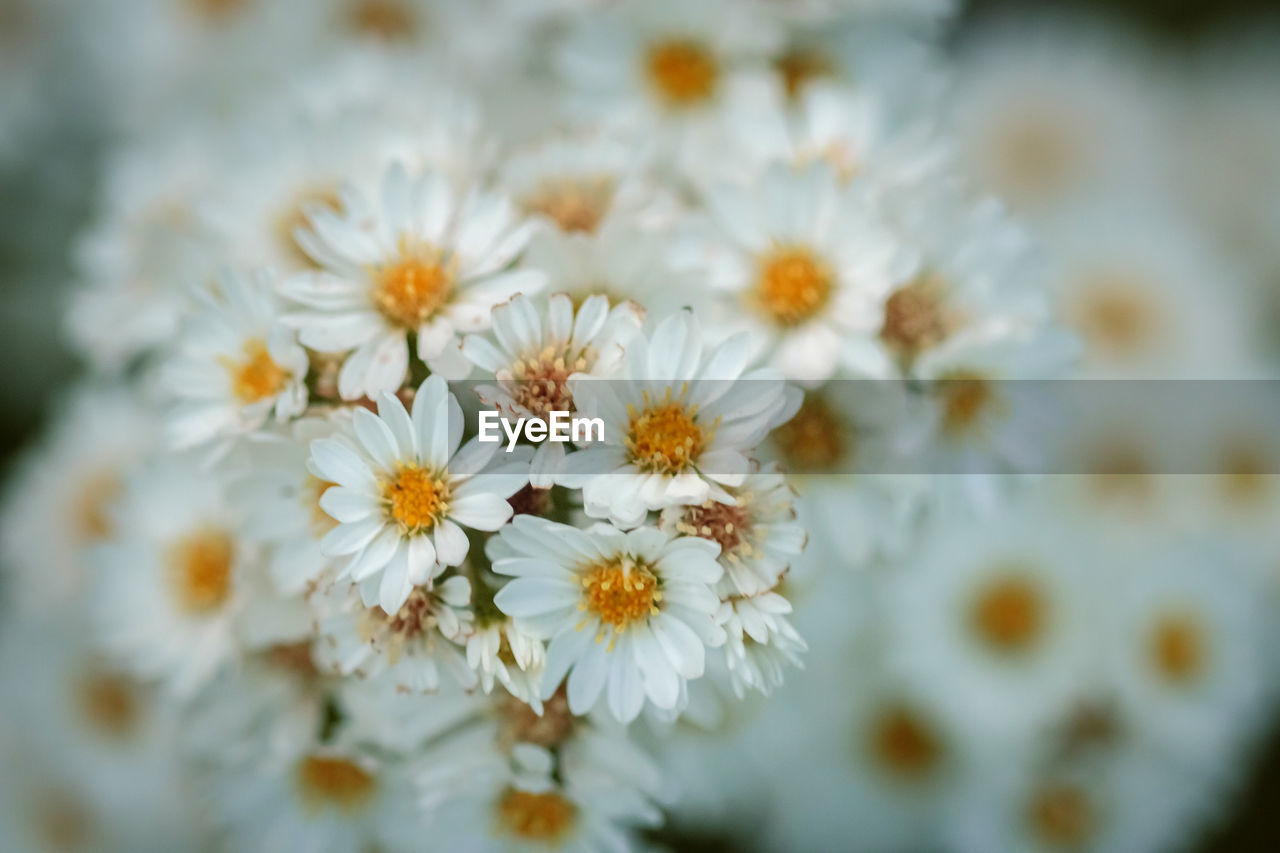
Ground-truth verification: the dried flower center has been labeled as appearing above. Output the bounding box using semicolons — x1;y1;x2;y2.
501;686;575;748
33;790;94;853
772;395;847;472
969;573;1045;655
867;704;943;780
507;484;557;519
1073;277;1157;357
881;273;949;359
523;178;615;234
373;242;454;329
167;529;234;614
77;672;140;739
346;0;416;40
1026;784;1095;849
296;756;378;814
385;466;450;532
263;641;320;681
1148;613;1206;686
646;39;719;106
937;370;996;436
754;247;833;327
627;398;706;474
509;346;587;419
497;789;577;842
76;471;121;542
774;47;833;100
581;560;660;633
679;500;751;553
276;186;341;269
225;339;290;404
378;587;439;639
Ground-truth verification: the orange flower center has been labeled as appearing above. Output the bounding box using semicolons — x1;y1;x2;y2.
77;671;140;739
581;561;660;633
346;0;417;40
226;339;290;405
969;573;1045;655
772;395;847;472
867;704;943;780
937;370;996;436
296;756;378;814
1073;276;1157;358
1148;613;1206;686
646;39;719;106
1026;784;1095;849
754;247;833;327
373;242;454;329
627;398;706;474
523;178;615;233
497;789;577;842
386;467;450;532
167;529;234;614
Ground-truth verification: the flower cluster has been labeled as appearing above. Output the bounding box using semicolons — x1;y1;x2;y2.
3;1;1280;852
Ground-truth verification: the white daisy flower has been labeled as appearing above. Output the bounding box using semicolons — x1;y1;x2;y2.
309;375;530;614
492;515;726;723
883;501;1094;742
313;574;477;694
558;311;797;529
280;162;546;399
160;268;309;452
660;464;806;596
88;457;249;699
463;292;644;487
717;590;806;698
466;574;549;713
677;161;910;382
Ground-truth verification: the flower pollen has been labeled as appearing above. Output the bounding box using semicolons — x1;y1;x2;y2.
754;247;833;327
347;0;416;40
970;572;1045;655
881;273;950;360
225;339;290;405
1148;612;1207;686
646;39;719;106
497;788;577;842
167;528;234;614
867;703;944;780
1026;783;1095;849
373;240;454;329
772;395;846;472
626;392;707;474
296;755;378;814
580;560;660;642
385;466;450;532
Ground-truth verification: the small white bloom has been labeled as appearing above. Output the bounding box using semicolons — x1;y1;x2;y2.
464;604;548;714
717;590;806;698
559;311;797;528
280;162;545;399
309;375;530;614
492;515;726;723
160;268;309;452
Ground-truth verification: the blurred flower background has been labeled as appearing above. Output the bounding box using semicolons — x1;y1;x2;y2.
3;0;1280;851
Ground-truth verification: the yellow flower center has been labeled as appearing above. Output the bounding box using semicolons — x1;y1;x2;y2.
772;395;846;472
753;247;833;327
1148;613;1206;686
373;241;454;329
774;47;833;100
296;756;378;814
969;572;1045;655
626;397;706;474
346;0;417;40
1026;784;1095;850
937;370;996;436
523;178;615;233
881;273;949;360
866;703;944;780
225;339;290;405
77;671;140;740
646;39;719;106
276;186;342;269
386;466;450;532
167;529;235;614
497;789;577;842
500;686;576;749
580;561;661;634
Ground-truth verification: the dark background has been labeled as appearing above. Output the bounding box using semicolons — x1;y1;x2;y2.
0;0;1277;849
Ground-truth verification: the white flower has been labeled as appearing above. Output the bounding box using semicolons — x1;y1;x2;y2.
280;162;545;399
463;292;644;486
660;464;805;596
309;375;529;614
313;574;477;693
464;603;548;713
559;311;797;528
160;269;309;452
492;516;726;723
717;591;806;698
677;162;909;382
88;458;249;699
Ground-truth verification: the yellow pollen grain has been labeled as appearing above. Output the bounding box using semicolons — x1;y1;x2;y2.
296;755;378;814
373;241;454;329
626;393;707;475
646;39;719;106
580;560;660;641
225;339;290;405
1026;784;1095;850
1148;613;1206;686
753;247;833;328
867;704;943;780
167;528;234;614
385;466;449;532
772;395;846;472
497;788;577;842
969;573;1045;655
